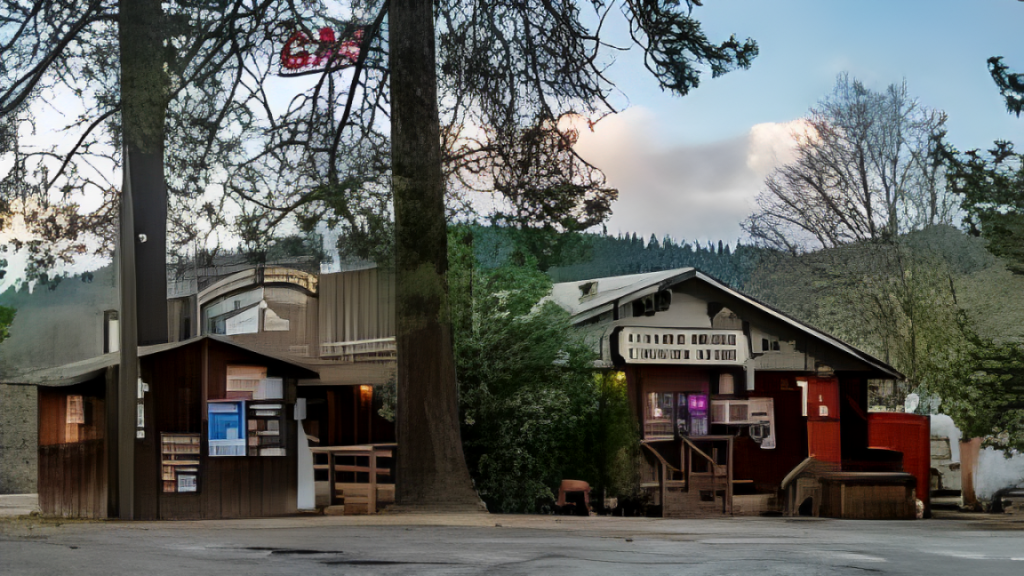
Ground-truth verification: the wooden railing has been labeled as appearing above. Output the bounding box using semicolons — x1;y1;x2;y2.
640;436;735;515
319;337;397;361
310;444;396;514
641;441;684;507
681;435;734;514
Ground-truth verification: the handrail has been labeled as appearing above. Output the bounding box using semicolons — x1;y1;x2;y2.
680;436;717;467
640;441;682;475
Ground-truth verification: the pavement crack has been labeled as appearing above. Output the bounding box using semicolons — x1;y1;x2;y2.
837;566;883;573
321;560;458;566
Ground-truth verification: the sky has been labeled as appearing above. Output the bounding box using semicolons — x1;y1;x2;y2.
2;0;1024;288
574;0;1024;245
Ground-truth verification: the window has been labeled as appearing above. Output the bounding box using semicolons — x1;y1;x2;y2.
103;311;119;354
66;396;85;424
645;392;708;439
644;392;674;439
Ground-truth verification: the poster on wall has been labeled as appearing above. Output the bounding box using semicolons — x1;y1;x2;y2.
208;401;247;456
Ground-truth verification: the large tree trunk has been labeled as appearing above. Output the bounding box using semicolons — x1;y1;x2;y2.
115;0;169;519
388;0;481;510
120;0;168;347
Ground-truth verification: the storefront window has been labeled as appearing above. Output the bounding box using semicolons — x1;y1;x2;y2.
687;394;709;437
644;392;674;439
645;392;709;439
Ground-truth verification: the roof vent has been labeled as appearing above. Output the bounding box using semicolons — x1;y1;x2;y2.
578;281;598;300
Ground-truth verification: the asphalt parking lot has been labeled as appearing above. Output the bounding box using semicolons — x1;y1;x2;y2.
2;497;1024;576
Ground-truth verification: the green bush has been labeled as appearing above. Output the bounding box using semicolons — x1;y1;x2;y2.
449;226;638;512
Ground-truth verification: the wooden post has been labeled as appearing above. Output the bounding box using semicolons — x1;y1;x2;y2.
117;153;138;521
960;437;982;509
105;366;119;518
328;452;337;506
659;457;666;510
369;448;378;514
726;437;733;515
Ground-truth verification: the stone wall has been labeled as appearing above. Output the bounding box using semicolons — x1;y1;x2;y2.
0;384;36;494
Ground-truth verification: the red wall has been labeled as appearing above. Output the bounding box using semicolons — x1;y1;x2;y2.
868;413;930;514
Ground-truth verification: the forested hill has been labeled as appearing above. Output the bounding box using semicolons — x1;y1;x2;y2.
469;226;768;290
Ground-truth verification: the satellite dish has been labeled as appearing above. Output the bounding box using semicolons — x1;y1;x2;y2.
905;393;920;414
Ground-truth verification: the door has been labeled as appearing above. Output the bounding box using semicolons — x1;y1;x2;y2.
805;377;840;464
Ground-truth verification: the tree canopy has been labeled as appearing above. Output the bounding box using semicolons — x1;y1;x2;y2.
2;0;758;509
744;75;952;254
448;226;637;512
989;56;1024;118
940;140;1024;274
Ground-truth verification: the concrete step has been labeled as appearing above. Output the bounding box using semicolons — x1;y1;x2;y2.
931;495;961;511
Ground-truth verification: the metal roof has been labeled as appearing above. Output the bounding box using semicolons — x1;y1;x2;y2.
550;268;904;380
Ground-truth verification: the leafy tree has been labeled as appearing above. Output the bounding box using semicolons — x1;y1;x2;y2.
940;140;1024;274
936;322;1024;453
1;0;354;342
744;75;953;253
448;226;636;512
383;0;756;508
245;232;329;266
746;226;993;405
0;305;14;344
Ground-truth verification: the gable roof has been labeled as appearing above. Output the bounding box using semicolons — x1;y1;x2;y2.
2;334;318;387
550;268;903;380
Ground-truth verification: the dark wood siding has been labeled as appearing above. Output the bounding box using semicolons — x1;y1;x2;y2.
37;338;315;520
133;340;306;519
37;381;107;518
732;372;808;491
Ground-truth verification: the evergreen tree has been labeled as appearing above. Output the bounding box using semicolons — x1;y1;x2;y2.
989;56;1024;117
940;140;1024;274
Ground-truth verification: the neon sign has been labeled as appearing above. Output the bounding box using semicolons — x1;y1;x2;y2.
281;26;364;71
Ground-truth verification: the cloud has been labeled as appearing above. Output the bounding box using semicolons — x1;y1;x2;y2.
571;109;804;244
747;119;809;176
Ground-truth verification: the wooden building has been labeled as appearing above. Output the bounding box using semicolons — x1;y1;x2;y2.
27;335;324;519
550;268;921;519
191;265;399;506
8;264;399;518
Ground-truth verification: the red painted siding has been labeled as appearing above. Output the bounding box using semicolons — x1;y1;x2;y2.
868;412;931;514
807;421;842;463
